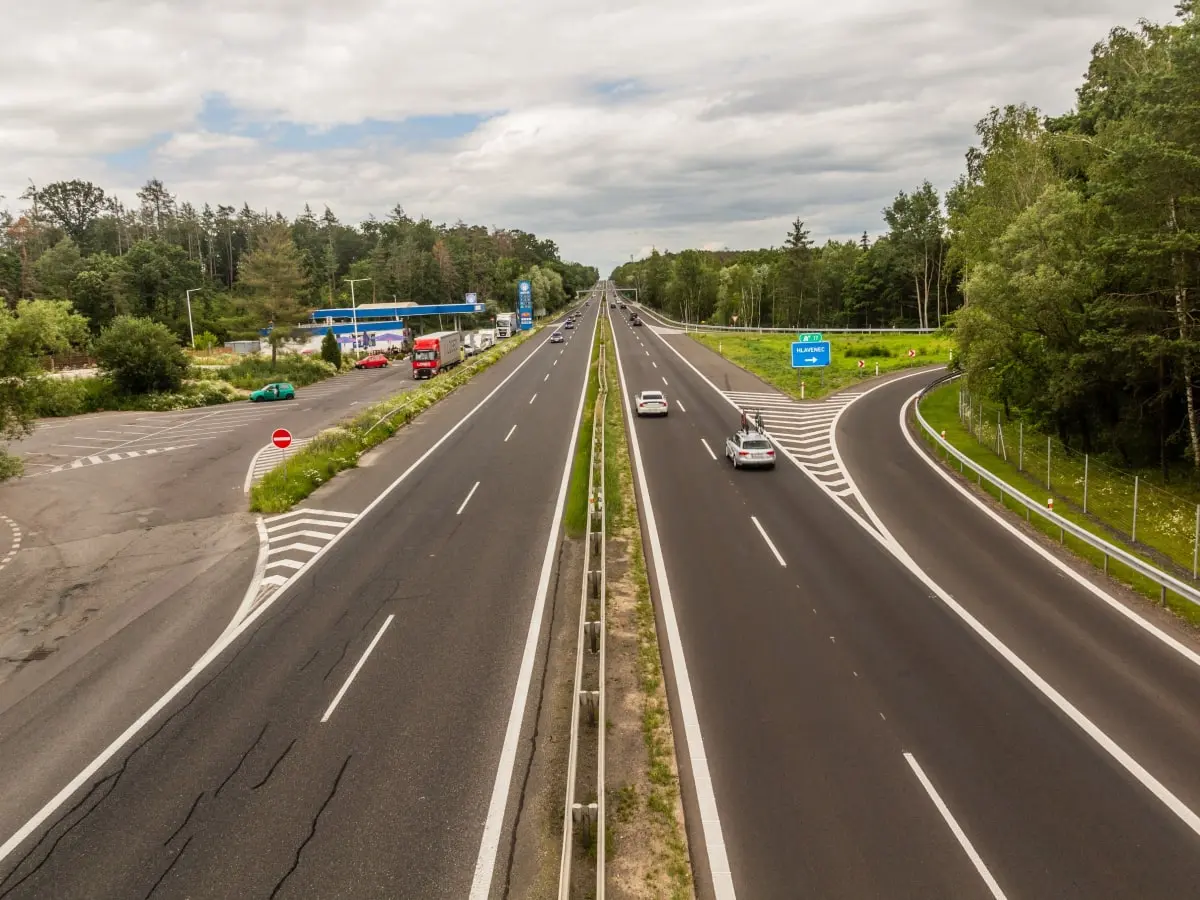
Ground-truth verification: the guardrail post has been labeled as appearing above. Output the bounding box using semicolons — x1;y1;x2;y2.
580;690;599;725
1132;476;1139;542
1083;455;1089;514
1046;437;1051;490
572;803;598;842
584;621;601;653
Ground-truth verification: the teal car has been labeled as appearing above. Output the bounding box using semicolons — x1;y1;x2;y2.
249;382;295;402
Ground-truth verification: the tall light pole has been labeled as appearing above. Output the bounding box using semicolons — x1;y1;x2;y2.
185;288;202;349
345;277;372;350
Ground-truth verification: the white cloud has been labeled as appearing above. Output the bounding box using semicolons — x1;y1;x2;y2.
0;0;1183;273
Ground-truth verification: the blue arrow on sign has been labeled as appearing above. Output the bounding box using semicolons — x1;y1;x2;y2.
791;341;831;368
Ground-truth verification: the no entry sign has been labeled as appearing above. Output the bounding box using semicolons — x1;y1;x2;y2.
272;428;292;449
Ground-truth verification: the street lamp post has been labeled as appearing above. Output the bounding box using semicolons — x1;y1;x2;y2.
185;288;202;349
345;277;372;351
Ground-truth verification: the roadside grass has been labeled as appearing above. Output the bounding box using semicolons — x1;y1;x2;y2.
564;321;603;537
31;375;241;417
604;318;694;898
692;331;954;400
216;354;337;389
249;326;543;513
919;383;1200;627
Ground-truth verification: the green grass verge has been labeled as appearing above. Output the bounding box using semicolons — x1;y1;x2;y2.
32;375;240;417
216;354;338;389
563;321;603;537
692;331;954;400
604;320;693;898
919;382;1200;627
249;327;544;513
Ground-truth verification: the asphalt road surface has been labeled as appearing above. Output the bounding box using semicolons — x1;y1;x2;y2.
610;296;1200;899
0;300;597;898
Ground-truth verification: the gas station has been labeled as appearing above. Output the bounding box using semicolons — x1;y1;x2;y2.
298;299;488;351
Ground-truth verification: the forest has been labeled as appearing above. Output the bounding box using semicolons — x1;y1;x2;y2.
0;179;599;343
613;4;1200;475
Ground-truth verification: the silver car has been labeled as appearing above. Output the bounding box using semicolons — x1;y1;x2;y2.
725;430;775;468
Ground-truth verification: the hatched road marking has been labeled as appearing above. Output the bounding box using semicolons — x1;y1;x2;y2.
0;515;21;574
257;509;357;592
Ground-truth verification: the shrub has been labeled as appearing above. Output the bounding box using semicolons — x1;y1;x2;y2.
95;316;189;394
219;354;336;389
320;328;342;368
0;450;23;482
845;343;893;358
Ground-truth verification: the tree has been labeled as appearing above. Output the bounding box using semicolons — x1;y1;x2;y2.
95;316;188;394
238;223;310;365
37;180;108;241
321;327;342;367
33;237;85;299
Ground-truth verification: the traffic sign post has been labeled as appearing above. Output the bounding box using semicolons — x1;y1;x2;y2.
517;280;533;330
790;341;831;369
798;332;822;343
273;429;292;485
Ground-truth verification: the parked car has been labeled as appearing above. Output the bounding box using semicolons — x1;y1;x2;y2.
635;390;668;416
355;353;389;369
249;382;295;402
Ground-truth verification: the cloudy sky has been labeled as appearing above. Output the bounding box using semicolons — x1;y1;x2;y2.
0;0;1180;274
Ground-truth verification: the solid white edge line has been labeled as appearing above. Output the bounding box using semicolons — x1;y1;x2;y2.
750;516;787;567
457;481;481;515
647;314;1200;841
700;438;718;461
320;614;396;723
504;424;517;442
897;390;1200;672
609;304;736;899
468;306;600;899
0;328;555;869
904;753;1008;899
221;516;270;636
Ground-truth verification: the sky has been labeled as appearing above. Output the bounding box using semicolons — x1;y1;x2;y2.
0;0;1182;276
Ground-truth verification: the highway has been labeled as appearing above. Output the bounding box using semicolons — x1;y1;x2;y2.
610;295;1200;899
0;300;598;898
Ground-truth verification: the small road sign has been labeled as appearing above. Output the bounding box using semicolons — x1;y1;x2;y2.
791;341;831;368
798;332;822;342
907;349;916;358
856;359;865;369
272;428;293;450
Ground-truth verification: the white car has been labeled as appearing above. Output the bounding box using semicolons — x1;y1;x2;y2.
725;430;775;468
635;390;668;416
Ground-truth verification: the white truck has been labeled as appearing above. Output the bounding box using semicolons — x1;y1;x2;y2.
496;312;518;338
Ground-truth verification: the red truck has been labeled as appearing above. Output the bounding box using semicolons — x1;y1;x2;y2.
411;331;463;380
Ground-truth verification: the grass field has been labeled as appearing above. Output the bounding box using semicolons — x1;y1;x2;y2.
919;382;1200;626
691;332;954;399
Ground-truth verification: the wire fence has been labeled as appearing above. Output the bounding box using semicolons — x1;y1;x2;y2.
959;389;1200;578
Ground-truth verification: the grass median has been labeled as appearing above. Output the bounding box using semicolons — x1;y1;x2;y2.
692;331;953;400
249;326;544;513
564;320;603;537
918;382;1200;626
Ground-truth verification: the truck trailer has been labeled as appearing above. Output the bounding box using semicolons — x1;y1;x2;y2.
495;312;518;338
411;331;462;379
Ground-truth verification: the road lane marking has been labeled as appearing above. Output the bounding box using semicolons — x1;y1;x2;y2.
677;401;686;412
663;377;669;386
457;481;481;515
554;359;558;366
701;439;718;461
321;614;396;723
751;516;787;567
645;350;649;356
652;361;658;368
470;306;600;899
504;424;517;442
544;373;550;382
529;393;537;404
905;753;1007;899
609;310;735;899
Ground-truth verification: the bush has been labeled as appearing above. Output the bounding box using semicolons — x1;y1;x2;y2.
219;354;336;389
0;450;23;482
321;328;342;368
95;316;189;395
31;375;240;417
845;343;893;358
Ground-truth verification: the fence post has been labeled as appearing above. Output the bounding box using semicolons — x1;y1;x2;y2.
996;411;1001;454
1194;504;1199;579
1132;476;1139;542
1019;421;1023;472
1046;437;1051;490
1083;455;1088;515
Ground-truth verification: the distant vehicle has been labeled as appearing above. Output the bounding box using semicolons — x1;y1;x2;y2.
412;331;463;379
355;353;389;369
610;302;616;308
249;382;295;402
550;331;565;343
635;390;668;416
564;320;574;329
630;314;642;326
618;302;627;309
475;329;496;352
725;430;776;468
496;312;518;338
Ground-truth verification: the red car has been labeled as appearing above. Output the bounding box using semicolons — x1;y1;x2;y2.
354;353;389;369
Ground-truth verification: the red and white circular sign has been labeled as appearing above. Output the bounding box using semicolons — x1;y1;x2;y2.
272;428;292;449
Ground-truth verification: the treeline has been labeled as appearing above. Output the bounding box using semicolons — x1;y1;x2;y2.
615;5;1200;476
610;180;959;331
0;178;599;343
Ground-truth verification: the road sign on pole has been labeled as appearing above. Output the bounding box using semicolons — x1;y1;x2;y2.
791;341;831;369
907;348;916;358
856;359;865;369
517;280;533;330
798;332;822;342
272;428;292;449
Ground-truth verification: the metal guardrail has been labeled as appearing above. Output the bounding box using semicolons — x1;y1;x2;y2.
915;373;1200;609
559;309;608;898
624;303;938;335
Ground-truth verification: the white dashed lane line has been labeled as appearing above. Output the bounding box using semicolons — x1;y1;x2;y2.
27;445;199;477
0;515;21;573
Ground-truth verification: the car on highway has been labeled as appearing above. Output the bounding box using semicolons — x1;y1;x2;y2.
725;430;775;468
550;331;565;343
630;314;643;326
354;353;389;369
618;302;627;309
610;302;616;308
564;320;574;329
635;390;668;416
249;382;295;402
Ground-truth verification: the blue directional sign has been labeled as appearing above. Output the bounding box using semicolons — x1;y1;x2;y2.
517;280;533;330
791;340;831;368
